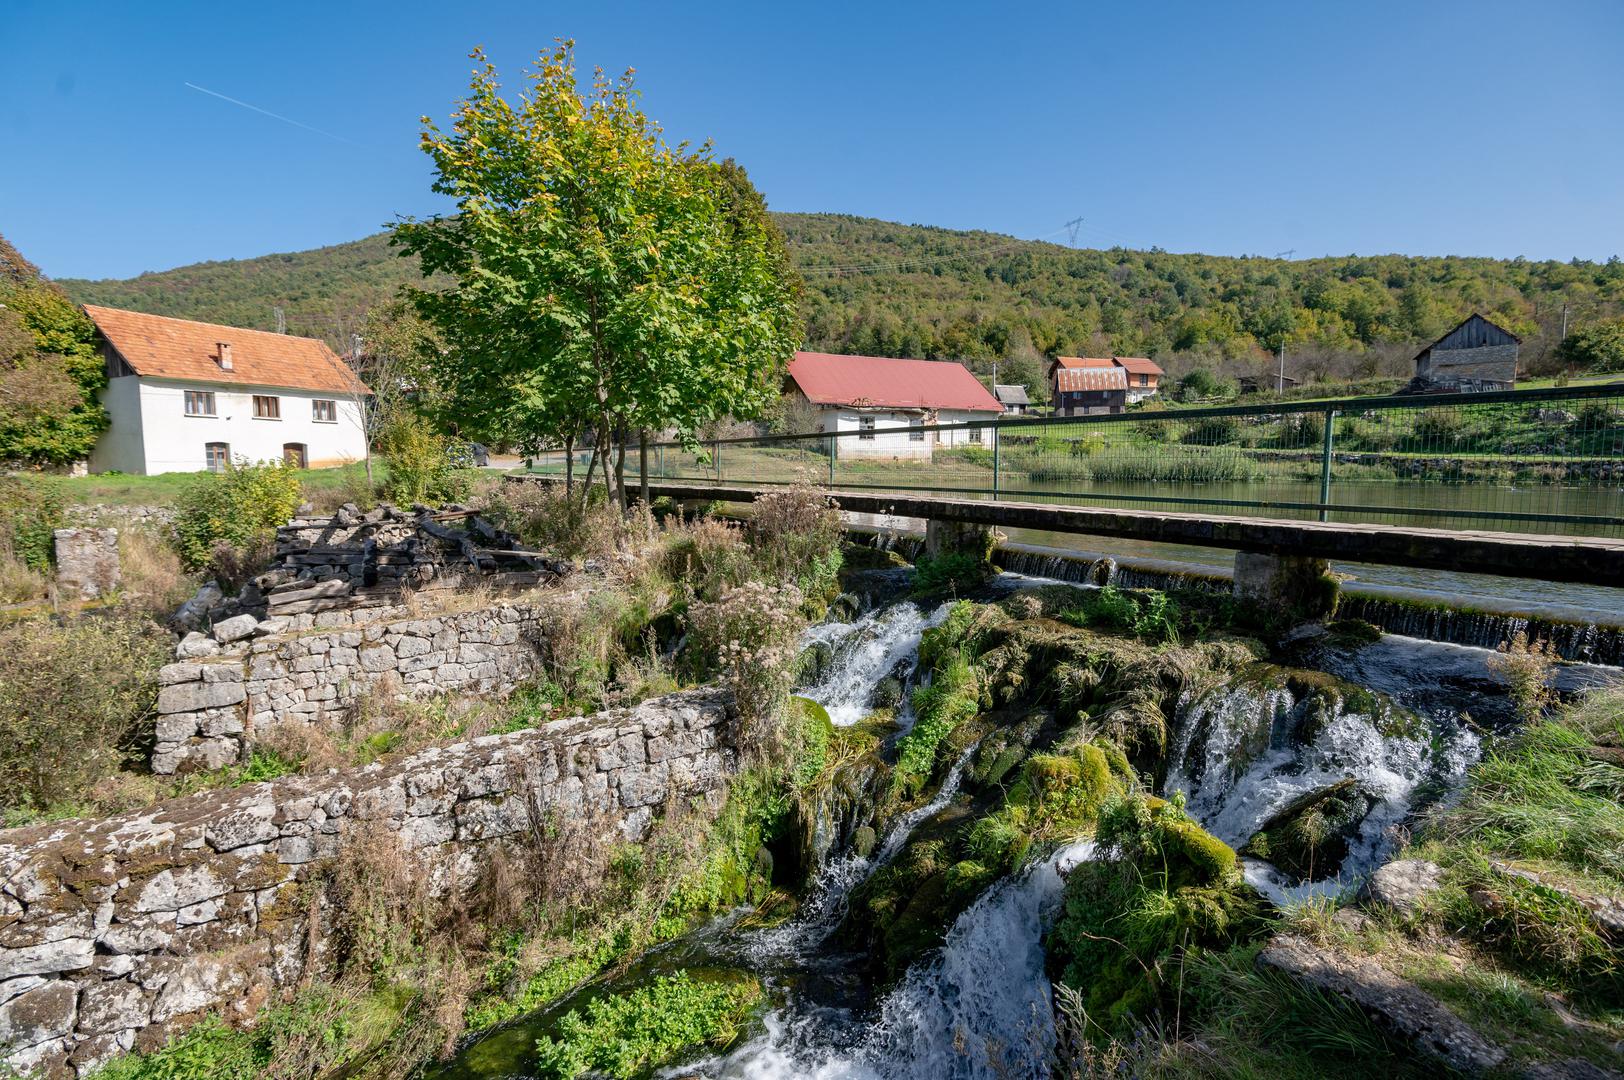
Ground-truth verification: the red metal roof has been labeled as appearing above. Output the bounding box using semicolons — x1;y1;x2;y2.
1057;366;1128;392
788;352;1003;413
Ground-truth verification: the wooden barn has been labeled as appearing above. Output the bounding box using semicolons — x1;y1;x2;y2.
1408;314;1520;393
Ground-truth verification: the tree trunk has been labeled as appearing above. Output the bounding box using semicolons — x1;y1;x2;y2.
564;432;575;498
612;424;628;512
639;429;650;506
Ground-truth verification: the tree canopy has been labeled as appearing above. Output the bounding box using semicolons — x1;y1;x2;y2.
390;43;801;505
0;234;107;466
1555;318;1624;374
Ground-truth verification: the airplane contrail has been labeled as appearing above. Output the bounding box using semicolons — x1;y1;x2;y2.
183;82;358;145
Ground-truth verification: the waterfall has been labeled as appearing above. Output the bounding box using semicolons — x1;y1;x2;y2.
1337;595;1624;666
800;601;953;727
710;841;1097;1080
1167;676;1480;905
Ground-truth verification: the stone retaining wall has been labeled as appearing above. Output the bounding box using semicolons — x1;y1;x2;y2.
0;688;736;1076
155;602;555;774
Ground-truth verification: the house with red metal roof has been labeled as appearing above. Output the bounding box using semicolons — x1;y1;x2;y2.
83;305;369;475
1047;355;1165;412
785;351;1003;459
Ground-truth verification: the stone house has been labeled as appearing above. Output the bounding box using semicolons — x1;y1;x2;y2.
1408;314;1520;393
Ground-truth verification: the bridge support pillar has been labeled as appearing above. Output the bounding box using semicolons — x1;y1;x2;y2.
1233;552;1339;622
925;518;996;565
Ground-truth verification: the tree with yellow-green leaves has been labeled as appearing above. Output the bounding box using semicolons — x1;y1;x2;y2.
391;43;802;510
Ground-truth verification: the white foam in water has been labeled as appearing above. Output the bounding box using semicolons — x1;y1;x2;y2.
1166;682;1480;905
802;601;953;727
699;841;1097;1080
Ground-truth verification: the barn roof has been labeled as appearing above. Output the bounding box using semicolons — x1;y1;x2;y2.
787;351;1003;413
1412;313;1523;362
994;384;1031;406
84;305;369;396
1056;366;1129;392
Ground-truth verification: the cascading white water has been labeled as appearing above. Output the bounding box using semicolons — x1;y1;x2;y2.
702;841;1097;1080
801;600;953;727
1166;679;1479;905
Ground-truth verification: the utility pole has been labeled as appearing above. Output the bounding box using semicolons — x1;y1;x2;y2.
1277;336;1287;393
1561;303;1570;339
274;306;286;334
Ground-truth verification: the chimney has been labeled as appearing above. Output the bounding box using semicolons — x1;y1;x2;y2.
217;342;233;371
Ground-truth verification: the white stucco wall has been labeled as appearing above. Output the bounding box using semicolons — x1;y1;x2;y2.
816;406;997;459
90;378;368;474
88;375;145;474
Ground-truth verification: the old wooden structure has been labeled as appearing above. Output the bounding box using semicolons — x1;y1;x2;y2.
1408;314;1520;393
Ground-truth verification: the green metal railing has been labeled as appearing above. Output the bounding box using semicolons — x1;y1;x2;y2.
527;382;1624;538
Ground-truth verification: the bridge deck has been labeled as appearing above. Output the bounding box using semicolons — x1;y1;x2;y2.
634;481;1624;588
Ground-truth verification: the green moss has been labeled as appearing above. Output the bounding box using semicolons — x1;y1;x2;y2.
893;652;979;796
1241;779;1375;884
1047;794;1265;1037
533;972;762;1080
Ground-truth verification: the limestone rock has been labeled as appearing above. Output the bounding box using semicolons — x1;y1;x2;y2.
175;632;221;659
1363;859;1445;917
0;980;77;1051
1258;934;1505;1073
156;680;245;715
211;614;260;644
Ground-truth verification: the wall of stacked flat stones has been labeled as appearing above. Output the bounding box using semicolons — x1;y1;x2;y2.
0;688;735;1076
155;603;553;775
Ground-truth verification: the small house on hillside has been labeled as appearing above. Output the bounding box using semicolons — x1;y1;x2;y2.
1407;314;1520;393
994;384;1032;415
1054;364;1128;415
1048;356;1164;410
785;351;1003;458
84;305;369;475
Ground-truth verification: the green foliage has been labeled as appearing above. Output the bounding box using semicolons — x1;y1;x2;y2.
533;972;761;1080
0;253;108;466
171;460;303;571
392;43;800;507
1057;586;1183;643
894;651;979;793
911;552;993;596
1555;317;1624;373
0;473;64;570
1179;413;1241;445
376;412;471;506
0;612;171;817
1048;794;1265;1036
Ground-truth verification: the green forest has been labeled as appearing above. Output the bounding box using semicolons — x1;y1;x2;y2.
58;212;1624;389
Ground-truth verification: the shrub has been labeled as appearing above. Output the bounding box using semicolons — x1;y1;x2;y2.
0;612;172;817
1486;631;1557;721
748;479;843;605
686;580;806;758
0;473;64;570
172;460;303;571
377;413;472;506
1179;414;1241;445
484;479;620;563
912;551;994;595
1412;407;1466;444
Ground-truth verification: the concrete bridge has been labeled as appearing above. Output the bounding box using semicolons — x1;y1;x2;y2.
634;481;1624;593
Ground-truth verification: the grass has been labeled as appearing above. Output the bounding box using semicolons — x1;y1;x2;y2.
57;460;383;507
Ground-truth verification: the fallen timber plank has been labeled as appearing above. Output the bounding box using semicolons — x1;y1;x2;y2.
624;481;1624;588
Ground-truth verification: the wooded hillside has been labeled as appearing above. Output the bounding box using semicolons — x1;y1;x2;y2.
58;213;1624;385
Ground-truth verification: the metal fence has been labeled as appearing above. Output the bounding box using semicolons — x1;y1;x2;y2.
525;382;1624;538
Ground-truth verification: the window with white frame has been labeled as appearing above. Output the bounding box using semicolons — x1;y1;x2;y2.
312;398;337;423
184;390;216;417
253;395;280;420
858;416;875;440
205;442;230;472
969;426;983;444
909;419;925;441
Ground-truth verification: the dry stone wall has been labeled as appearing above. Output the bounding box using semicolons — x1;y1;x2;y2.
0;688;736;1076
155;602;555;774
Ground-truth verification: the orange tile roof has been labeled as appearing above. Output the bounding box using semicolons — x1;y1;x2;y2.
84;305;369;396
1112;356;1164;376
1053;356;1117;370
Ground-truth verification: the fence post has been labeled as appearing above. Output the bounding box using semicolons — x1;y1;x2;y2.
1318;407;1335;523
993;424;1001;499
829;431;837;486
714;440;721;483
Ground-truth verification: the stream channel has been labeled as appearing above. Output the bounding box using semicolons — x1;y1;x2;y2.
436;569;1620;1080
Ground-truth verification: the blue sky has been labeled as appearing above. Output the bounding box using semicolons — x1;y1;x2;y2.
3;0;1621;280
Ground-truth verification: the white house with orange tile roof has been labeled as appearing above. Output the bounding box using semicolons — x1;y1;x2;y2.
83;306;369;475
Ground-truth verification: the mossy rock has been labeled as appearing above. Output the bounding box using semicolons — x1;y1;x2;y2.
793;641;836;685
840;541;910;572
867;675;904;711
1240;777;1377;883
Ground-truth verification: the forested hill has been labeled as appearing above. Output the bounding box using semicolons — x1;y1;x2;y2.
59;212;1624;382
